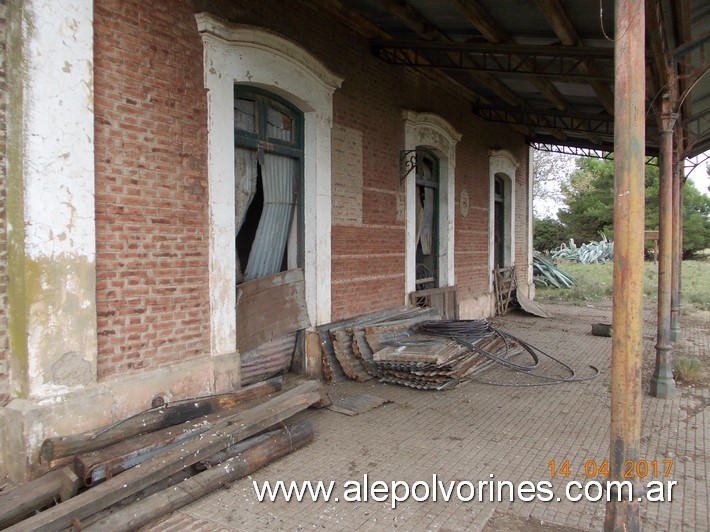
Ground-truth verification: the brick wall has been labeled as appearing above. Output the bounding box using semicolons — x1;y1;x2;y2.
92;0;532;376
94;0;209;379
201;0;530;322
0;0;7;403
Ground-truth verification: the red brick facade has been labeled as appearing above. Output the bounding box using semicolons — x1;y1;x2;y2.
94;1;209;379
90;0;530;377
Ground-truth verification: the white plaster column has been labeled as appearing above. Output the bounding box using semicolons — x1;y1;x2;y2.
7;0;97;398
527;145;535;298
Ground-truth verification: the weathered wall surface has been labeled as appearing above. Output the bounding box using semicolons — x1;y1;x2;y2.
0;0;533;387
93;0;531;363
94;1;209;379
184;0;528;321
0;0;8;405
0;0;533;482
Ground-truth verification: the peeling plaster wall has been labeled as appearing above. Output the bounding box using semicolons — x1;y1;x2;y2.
0;0;535;483
5;0;97;399
0;0;9;405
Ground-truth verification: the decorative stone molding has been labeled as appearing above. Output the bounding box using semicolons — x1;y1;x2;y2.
402;111;461;297
488;149;519;289
195;13;343;355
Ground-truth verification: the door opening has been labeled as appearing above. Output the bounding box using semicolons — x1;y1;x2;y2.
415;149;440;291
494;176;505;268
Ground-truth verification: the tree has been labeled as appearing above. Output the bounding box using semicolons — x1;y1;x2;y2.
557;157;710;256
534;217;567;252
531;149;576;218
557;157;614;243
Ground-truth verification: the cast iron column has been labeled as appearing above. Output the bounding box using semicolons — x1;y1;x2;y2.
670;144;683;341
651;96;677;398
604;0;644;529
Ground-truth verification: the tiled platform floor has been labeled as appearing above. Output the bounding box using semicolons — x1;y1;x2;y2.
146;302;709;531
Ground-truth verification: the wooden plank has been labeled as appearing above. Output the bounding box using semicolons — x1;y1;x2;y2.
304;329;324;380
0;467;79;529
494;266;517;316
7;381;322;532
83;422;315;532
40;377;283;462
410;286;457;319
236;269;309;353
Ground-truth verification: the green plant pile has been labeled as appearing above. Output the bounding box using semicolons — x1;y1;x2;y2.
552;234;614;264
533;254;577;288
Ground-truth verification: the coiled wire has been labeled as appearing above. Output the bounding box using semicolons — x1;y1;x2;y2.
412;319;599;386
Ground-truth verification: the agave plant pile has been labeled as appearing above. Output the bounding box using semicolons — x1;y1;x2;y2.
533;253;577;288
552;233;614;264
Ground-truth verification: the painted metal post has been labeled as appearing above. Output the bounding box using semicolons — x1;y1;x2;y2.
650;96;676;398
604;0;644;529
670;144;683;341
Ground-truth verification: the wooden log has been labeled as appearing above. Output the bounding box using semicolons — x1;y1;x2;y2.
84;421;314;532
0;467;79;529
193;429;281;471
6;380;321;532
74;470;194;530
40;377;283;462
77;429;285;528
77;405;287;486
75;408;224;486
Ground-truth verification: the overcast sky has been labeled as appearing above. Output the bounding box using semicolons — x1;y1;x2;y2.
686;152;709;195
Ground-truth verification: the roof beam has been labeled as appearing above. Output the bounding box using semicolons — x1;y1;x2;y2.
373;0;569;140
472;103;614;136
373;0;543;138
374;0;525;108
302;0;490;110
534;0;616;115
449;0;571;112
372;40;613;80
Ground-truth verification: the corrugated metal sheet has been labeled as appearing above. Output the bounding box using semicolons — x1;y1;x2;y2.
240;332;297;386
244;153;296;280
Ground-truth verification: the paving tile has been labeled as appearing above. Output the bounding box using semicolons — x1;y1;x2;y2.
144;303;708;531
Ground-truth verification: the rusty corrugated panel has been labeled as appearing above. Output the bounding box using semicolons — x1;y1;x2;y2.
240;333;297;386
331;329;373;382
367;326;516;390
317;306;439;382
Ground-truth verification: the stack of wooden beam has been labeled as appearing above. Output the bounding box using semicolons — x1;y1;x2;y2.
0;378;323;531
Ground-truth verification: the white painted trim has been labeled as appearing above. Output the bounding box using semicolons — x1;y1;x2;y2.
402;111;461;300
488;149;519;291
527;145;535;297
196;14;342;356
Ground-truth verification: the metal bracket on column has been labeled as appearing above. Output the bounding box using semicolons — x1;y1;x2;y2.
400;149;417;182
400;148;436;183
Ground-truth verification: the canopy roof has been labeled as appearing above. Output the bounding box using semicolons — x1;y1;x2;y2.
325;0;709;158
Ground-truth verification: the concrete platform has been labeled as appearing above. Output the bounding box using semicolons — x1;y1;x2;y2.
145;302;709;531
